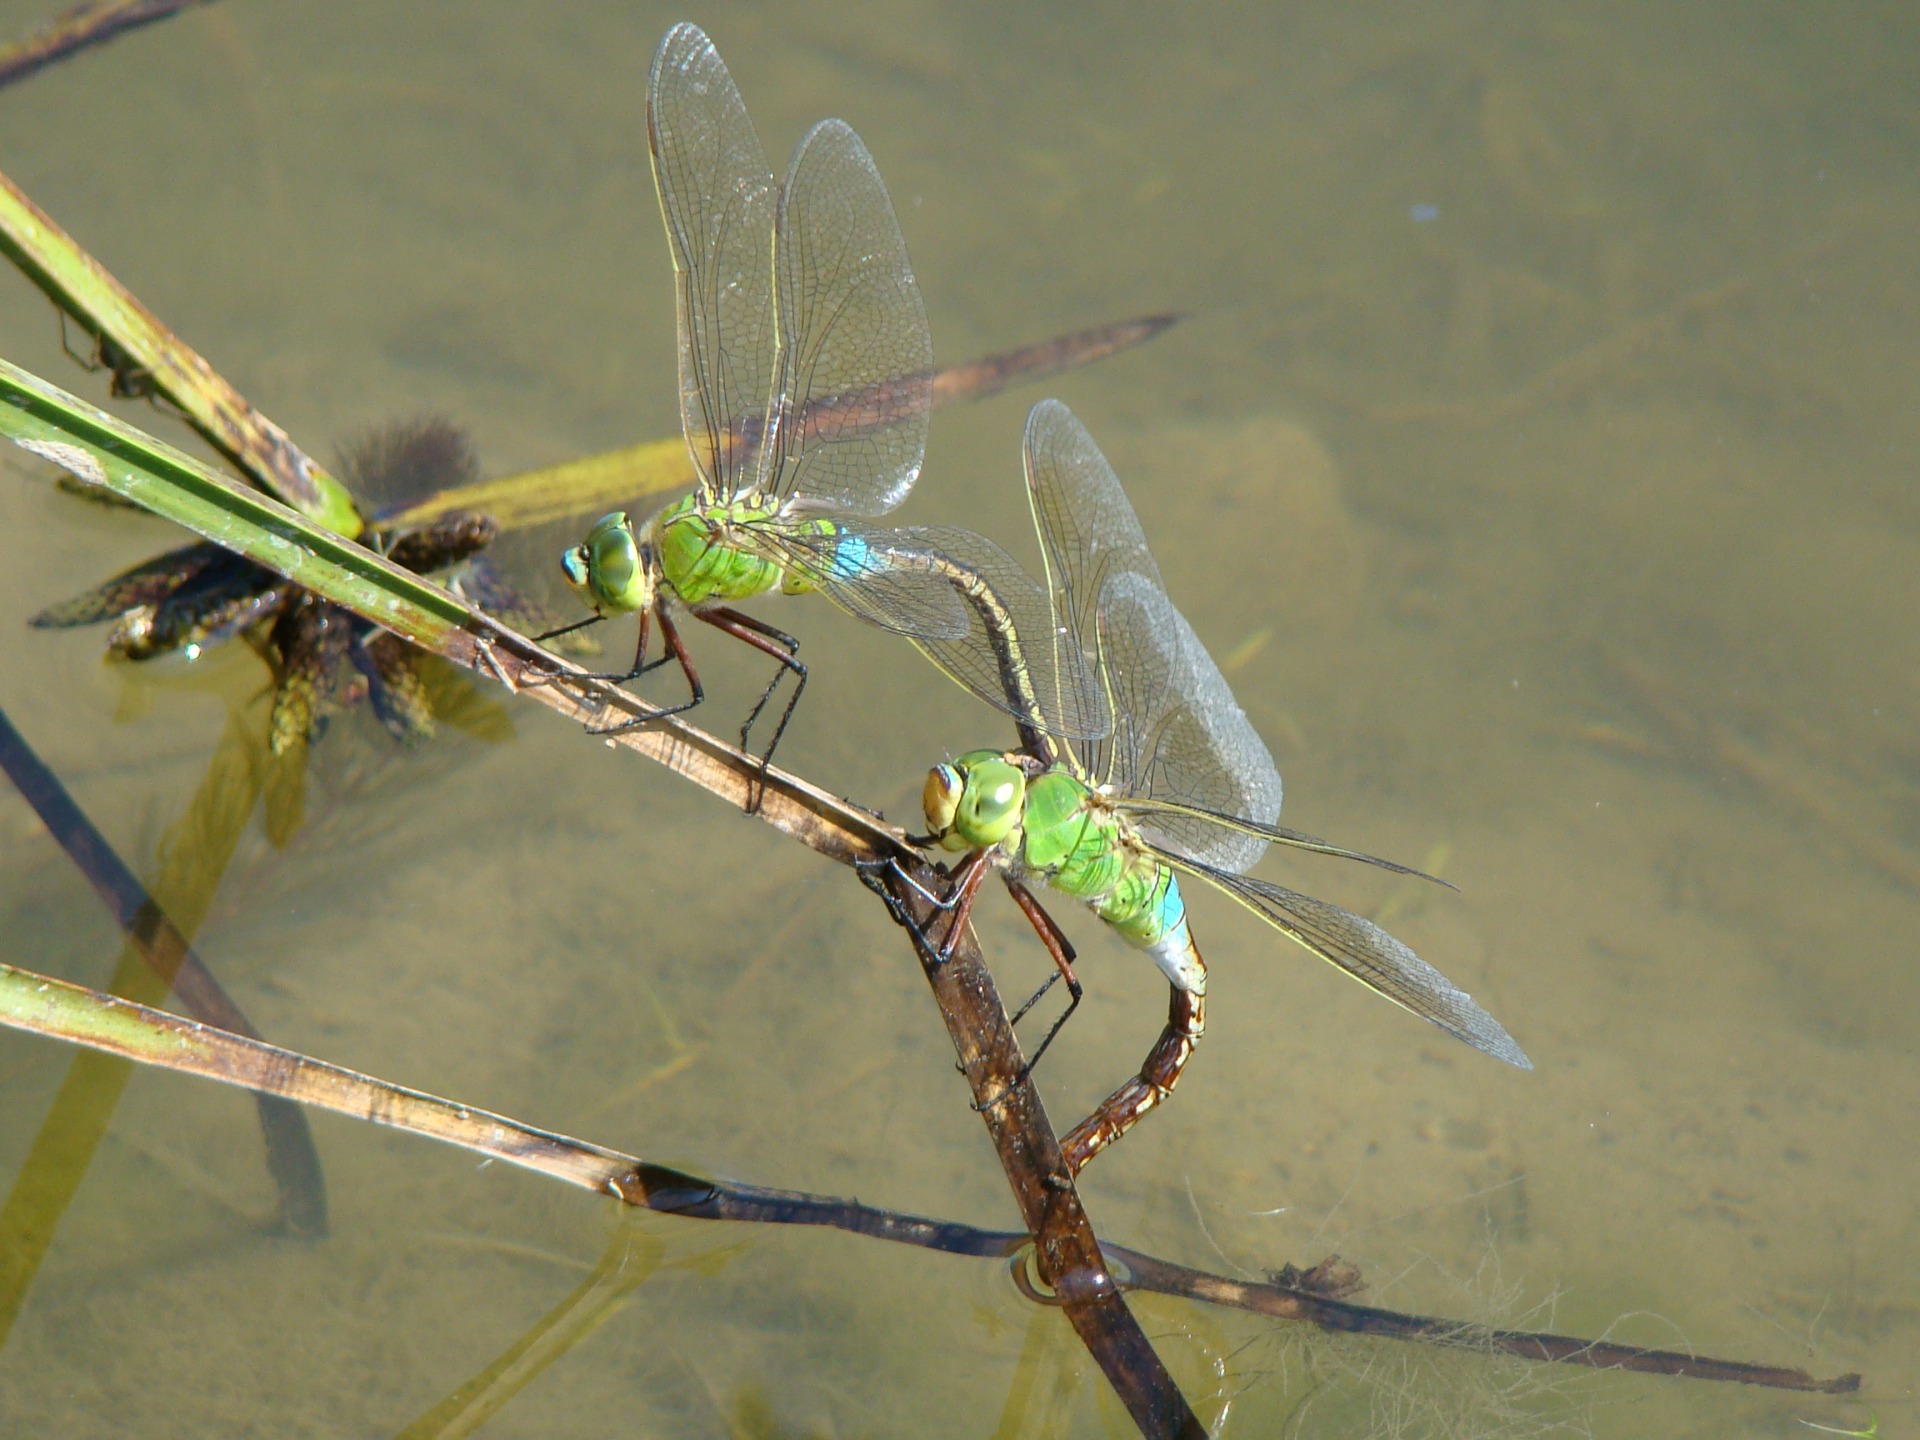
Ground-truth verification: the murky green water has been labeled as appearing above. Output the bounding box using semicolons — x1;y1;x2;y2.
0;2;1913;1435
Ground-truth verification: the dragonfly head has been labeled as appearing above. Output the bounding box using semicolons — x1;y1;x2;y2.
923;749;1026;852
562;512;656;617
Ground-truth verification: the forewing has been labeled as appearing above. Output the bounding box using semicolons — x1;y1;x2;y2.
758;522;1109;740
648;23;778;503
1021;398;1160;716
765;119;932;517
1111;797;1452;886
1176;857;1531;1068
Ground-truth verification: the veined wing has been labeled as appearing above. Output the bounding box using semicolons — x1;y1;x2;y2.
1021;397;1160;768
756;521;1109;743
1109;796;1456;888
762;119;933;519
1097;573;1283;871
1022;398;1280;868
647;23;779;507
1170;854;1531;1069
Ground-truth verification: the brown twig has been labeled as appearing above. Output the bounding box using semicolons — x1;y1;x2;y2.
925;313;1181;409
858;860;1207;1439
0;703;326;1236
1106;1249;1860;1394
0;0;214;90
0;958;1859;1398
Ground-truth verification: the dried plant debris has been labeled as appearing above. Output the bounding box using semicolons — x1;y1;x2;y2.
31;416;506;752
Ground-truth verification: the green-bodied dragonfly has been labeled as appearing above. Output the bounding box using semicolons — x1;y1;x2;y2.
914;399;1530;1175
556;23;1103;758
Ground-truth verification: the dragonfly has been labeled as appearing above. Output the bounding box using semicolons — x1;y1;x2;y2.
912;399;1531;1176
555;23;1104;760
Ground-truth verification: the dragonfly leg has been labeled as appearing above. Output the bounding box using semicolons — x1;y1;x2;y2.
693;605;807;770
586;606;705;735
532;611;602;644
853;852;977;971
622;605;693;682
534;605;670;686
974;878;1083;1114
1057;951;1208;1176
934;849;995;961
519;613;604;691
1003;878;1081;1058
881;860;952;911
1007;970;1062;1029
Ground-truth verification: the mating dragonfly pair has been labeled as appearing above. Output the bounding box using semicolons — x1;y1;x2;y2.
556;24;1529;1175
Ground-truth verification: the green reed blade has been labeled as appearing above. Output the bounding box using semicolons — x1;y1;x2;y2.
0;356;458;645
0;163;361;535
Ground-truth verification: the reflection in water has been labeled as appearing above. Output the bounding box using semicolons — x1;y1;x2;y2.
0;1;1914;1435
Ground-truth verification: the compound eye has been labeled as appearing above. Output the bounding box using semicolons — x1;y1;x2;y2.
591;522;639;588
958;758;1025;845
970;776;1020;829
922;766;962;834
571;512;649;613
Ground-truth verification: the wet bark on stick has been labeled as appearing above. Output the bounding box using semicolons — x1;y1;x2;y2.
0;0;215;90
861;859;1208;1440
2;960;1861;1398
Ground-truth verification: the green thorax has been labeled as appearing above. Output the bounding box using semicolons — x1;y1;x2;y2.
654;494;842;606
1015;769;1180;947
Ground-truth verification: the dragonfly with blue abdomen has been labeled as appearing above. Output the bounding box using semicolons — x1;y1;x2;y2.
554;23;1106;760
911;399;1531;1175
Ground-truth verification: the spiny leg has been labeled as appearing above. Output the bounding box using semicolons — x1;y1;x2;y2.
934;849;996;961
973;878;1083;1113
853;854;940;965
1057;951;1208;1177
852;851;980;971
855;853;950;912
536;605;677;687
618;605;685;683
526;612;638;691
692;605;807;770
1002;878;1081;1063
588;605;704;734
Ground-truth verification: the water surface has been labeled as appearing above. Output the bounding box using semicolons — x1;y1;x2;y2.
0;2;1912;1435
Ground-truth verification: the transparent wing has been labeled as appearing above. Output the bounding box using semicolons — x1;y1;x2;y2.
1171;856;1531;1069
647;23;779;505
755;521;1109;740
1109;797;1455;888
762;118;932;518
1022;397;1160;721
1099;573;1283;872
1023;399;1282;869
